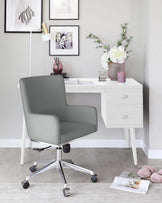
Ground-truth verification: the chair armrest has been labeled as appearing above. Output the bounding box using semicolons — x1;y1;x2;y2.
64;105;98;127
26;113;60;144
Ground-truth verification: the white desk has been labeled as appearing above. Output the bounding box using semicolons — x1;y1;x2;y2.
20;78;143;165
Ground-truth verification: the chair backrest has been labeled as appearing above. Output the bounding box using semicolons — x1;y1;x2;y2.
20;75;67;120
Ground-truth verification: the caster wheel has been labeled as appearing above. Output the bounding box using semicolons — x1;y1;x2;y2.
63;187;71;197
63;144;71;153
29;165;37;172
22;180;30;189
91;174;97;183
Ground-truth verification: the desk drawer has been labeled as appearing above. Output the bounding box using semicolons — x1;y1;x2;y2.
106;105;143;128
107;89;142;104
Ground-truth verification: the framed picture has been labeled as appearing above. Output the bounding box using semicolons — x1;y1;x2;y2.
49;0;79;20
4;0;43;33
49;25;79;56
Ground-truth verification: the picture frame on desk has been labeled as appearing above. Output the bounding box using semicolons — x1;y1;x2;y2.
49;0;79;20
49;25;79;56
4;0;43;33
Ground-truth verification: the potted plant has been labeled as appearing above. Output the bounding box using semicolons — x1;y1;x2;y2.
87;23;133;82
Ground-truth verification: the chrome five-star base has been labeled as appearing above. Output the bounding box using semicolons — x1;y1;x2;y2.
22;147;97;197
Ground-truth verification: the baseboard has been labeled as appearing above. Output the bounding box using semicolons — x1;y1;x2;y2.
141;140;149;157
1;139;162;159
148;150;162;159
0;139;22;148
0;139;49;148
70;139;143;148
0;138;143;148
138;140;162;159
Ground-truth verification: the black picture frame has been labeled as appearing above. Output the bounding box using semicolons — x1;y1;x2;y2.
49;25;79;56
4;0;43;33
49;0;79;20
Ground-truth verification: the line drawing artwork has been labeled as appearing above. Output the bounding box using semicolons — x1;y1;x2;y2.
18;6;34;25
17;0;35;25
5;0;42;32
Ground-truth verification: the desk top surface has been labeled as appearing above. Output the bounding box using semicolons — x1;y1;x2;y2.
64;78;142;89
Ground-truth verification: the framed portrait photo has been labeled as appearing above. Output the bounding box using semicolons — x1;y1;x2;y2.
49;0;79;20
4;0;43;33
49;25;79;56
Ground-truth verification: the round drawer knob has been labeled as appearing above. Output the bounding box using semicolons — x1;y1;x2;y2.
122;115;128;119
121;95;128;99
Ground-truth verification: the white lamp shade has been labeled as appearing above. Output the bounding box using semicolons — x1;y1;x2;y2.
42;33;52;42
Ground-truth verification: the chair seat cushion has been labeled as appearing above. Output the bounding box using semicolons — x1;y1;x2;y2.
60;121;97;144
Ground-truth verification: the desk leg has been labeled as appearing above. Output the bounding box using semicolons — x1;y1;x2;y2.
20;116;27;165
129;128;137;166
124;128;130;148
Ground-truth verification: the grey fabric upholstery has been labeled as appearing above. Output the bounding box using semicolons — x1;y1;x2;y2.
20;75;97;145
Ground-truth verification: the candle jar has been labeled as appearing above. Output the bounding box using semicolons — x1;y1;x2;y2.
117;71;126;83
116;63;126;83
98;69;107;82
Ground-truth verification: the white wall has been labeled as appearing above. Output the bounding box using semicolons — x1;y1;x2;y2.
143;0;162;155
147;0;162;150
143;0;150;151
0;0;144;141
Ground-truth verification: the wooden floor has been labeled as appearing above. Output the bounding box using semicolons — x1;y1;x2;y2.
0;148;162;184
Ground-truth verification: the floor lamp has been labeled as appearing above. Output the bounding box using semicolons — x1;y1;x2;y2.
29;22;52;76
20;22;52;165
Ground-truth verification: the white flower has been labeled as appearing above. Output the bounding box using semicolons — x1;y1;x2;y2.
101;52;109;70
109;46;127;64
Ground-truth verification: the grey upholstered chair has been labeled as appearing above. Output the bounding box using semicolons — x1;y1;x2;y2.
20;75;98;197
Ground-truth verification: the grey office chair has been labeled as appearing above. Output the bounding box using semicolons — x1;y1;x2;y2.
20;75;98;197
